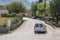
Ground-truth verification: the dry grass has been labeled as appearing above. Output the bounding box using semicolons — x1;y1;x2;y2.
0;17;15;27
0;13;23;27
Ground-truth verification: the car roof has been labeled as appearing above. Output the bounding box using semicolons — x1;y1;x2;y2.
35;23;44;27
35;23;43;25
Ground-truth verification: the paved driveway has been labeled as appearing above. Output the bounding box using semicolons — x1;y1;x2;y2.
0;17;60;40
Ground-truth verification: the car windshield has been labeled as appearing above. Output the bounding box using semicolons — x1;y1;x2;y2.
35;24;39;27
40;24;43;27
35;24;43;27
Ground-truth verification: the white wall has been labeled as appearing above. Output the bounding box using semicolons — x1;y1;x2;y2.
0;10;9;14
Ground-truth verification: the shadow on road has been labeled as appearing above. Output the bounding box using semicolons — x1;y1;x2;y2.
35;31;47;34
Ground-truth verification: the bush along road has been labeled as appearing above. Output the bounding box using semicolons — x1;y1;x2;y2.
0;17;60;40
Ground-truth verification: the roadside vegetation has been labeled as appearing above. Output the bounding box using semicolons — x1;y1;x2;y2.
0;1;26;27
0;18;14;27
6;2;26;13
0;13;23;27
30;0;60;27
30;0;51;19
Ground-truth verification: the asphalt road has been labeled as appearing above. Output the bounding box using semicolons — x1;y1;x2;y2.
0;17;60;40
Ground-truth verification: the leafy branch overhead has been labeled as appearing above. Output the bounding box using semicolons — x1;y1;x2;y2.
6;2;26;13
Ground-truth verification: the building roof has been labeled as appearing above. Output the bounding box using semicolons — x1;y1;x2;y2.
0;5;6;10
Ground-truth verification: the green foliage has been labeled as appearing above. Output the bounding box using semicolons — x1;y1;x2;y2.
1;13;16;17
1;13;23;18
6;2;26;13
36;10;39;16
30;1;51;20
0;13;23;27
36;2;46;19
46;3;51;17
50;0;60;23
30;2;37;16
38;0;43;3
37;2;45;13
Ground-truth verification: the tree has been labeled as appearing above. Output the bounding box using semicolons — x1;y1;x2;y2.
37;2;45;19
30;1;50;19
30;2;37;18
38;0;43;3
50;0;60;24
46;3;51;17
6;2;26;13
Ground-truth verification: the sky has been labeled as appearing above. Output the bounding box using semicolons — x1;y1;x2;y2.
26;0;38;2
0;0;50;9
0;0;38;5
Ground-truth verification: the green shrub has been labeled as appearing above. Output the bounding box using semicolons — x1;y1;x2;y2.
1;13;16;17
1;13;9;17
0;13;23;27
9;13;16;17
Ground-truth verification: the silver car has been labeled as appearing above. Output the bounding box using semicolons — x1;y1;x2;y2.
34;23;47;34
